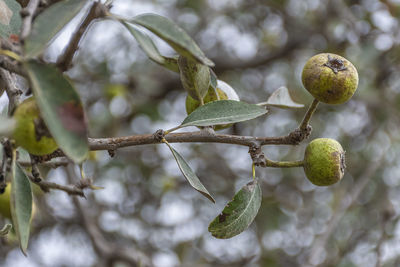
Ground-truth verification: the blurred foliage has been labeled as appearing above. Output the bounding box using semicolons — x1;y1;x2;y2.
2;0;400;266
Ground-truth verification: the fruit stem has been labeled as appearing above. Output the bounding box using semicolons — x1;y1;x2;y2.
299;98;319;131
265;159;304;168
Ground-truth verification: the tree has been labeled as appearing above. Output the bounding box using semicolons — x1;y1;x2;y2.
0;0;398;266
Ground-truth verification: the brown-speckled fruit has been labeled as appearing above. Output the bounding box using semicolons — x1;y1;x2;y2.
12;98;58;156
302;53;358;104
303;138;346;186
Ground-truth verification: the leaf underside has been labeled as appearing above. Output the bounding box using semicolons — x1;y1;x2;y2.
165;142;215;203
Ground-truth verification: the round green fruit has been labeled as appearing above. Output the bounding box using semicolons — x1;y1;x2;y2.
12;98;58;156
301;53;358;104
186;80;239;130
303;138;346;186
0;183;11;219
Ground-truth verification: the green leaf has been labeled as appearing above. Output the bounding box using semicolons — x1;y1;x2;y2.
178;55;210;101
25;60;89;163
208;179;262;239
180;100;268;128
24;0;87;58
11;160;32;255
129;13;214;66
258;86;304;109
0;223;12;236
209;70;218;90
0;0;21;39
0;115;15;137
120;21;179;72
164;142;215;203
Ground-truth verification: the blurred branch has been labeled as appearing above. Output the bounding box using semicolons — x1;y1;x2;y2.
18;158;69;168
308;156;383;265
56;2;107;72
65;166;153;267
20;0;41;41
0;56;26;76
27;174;86;197
0;69;22;115
213;40;300;73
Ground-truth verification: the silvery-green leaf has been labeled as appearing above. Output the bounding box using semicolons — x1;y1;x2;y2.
208;179;262;239
121;21;179;72
180;100;267;128
165;142;215;203
129;13;214;66
24;0;87;58
258;86;304;109
11;160;32;255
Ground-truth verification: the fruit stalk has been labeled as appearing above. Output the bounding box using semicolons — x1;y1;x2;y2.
264;158;304;168
300;98;319;132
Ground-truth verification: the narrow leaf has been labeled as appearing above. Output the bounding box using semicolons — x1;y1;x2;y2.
164;142;215;203
120;21;179;72
0;0;21;39
129;13;214;66
258;86;304;109
24;0;87;58
180;100;268;128
25;60;89;163
11;160;32;255
178;55;210;101
0;223;12;236
208;179;262;239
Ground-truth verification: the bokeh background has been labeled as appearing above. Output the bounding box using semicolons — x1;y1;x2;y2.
1;0;400;266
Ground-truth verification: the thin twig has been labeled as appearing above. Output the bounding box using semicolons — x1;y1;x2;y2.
0;57;26;76
20;0;41;41
56;2;107;72
299;98;319;131
27;174;85;197
18;158;69;168
0;68;22;115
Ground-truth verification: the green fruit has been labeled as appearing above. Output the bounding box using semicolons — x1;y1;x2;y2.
303;138;345;186
185;80;240;130
301;53;358;104
12;98;58;156
0;183;11;219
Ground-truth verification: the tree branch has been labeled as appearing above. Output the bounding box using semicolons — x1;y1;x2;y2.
0;57;26;76
56;2;107;72
20;0;41;41
0;68;22;115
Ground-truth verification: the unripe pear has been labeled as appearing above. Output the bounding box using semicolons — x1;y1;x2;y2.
302;53;358;104
186;80;240;130
0;183;11;219
303;138;346;186
12;98;58;156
